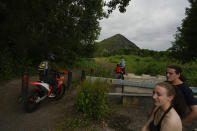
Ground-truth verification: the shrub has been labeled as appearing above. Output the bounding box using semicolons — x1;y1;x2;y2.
182;64;197;86
133;62;166;76
75;79;109;120
92;67;112;78
72;58;113;78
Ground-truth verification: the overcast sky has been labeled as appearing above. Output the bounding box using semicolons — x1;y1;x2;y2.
97;0;190;51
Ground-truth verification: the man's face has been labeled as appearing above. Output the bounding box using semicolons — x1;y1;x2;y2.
166;68;180;82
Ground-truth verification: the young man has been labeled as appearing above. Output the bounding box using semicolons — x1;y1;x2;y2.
166;65;197;124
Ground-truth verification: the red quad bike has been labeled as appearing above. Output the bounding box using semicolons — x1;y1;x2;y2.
24;70;68;113
115;66;124;80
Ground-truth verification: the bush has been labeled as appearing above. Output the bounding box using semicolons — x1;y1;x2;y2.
133;62;165;76
92;67;112;78
72;58;113;78
0;48;37;80
182;63;197;86
75;80;109;120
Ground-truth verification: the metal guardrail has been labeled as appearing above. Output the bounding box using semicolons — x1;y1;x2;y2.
87;76;197;93
108;93;152;97
108;93;197;98
112;79;155;88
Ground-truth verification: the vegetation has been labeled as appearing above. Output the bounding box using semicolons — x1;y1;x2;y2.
75;80;110;121
60;58;113;92
102;54;197;86
1;0;197;130
73;58;113;78
58;118;91;130
0;0;132;81
169;0;197;62
94;34;139;57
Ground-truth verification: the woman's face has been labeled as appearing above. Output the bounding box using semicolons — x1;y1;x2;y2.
152;85;172;107
166;68;180;82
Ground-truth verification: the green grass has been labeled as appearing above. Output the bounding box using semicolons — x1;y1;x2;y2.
73;58;113;78
101;54;197;86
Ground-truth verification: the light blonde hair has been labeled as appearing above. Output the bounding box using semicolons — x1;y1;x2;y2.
155;82;175;97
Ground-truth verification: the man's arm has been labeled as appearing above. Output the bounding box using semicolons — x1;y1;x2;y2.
182;105;197;124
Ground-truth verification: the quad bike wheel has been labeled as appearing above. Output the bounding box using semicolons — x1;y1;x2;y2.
115;73;124;79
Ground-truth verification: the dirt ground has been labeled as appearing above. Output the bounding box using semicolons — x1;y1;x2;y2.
0;59;197;131
0;76;74;130
1;77;196;131
0;75;149;131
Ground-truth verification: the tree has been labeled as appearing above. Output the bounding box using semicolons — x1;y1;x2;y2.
0;0;132;62
169;0;197;62
0;0;132;78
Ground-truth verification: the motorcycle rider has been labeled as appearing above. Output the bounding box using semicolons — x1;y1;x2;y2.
38;53;59;97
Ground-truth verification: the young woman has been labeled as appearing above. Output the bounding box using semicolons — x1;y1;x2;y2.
141;82;182;131
166;65;197;124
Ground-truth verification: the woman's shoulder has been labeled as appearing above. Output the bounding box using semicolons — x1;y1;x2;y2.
166;108;181;120
163;108;182;126
161;108;182;131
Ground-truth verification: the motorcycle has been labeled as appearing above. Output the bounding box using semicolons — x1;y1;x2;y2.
24;70;69;113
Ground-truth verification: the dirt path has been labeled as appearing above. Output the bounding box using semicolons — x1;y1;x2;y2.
94;58;115;70
0;59;148;131
0;76;76;131
0;59;196;131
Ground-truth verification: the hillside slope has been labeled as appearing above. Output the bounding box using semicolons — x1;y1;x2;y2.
98;34;139;51
95;34;140;56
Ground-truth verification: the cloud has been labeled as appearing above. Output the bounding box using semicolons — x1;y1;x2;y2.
98;0;190;51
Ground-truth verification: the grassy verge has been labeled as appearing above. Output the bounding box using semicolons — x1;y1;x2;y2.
102;55;197;86
72;58;113;78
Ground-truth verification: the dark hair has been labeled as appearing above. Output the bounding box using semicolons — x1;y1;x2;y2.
172;85;187;118
167;65;186;82
163;81;187;118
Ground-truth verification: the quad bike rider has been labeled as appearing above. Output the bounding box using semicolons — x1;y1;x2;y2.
115;64;124;79
120;59;126;74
